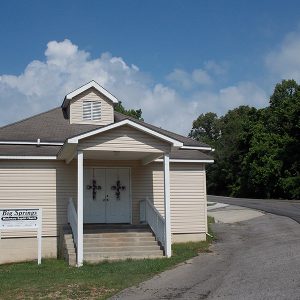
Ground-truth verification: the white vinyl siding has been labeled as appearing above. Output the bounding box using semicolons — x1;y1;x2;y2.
70;88;114;125
0;161;76;238
136;162;207;234
83;100;101;121
0;159;206;263
0;160;205;236
78;125;171;153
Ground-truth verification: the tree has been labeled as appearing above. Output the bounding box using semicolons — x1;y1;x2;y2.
241;122;286;198
214;106;258;197
189;79;300;199
115;101;144;121
265;80;300;198
239;80;300;199
190;106;258;196
189;112;221;147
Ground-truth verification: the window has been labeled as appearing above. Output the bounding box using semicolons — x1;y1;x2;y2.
83;100;101;121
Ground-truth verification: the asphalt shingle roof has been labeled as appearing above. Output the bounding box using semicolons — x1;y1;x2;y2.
0;107;212;160
0;145;61;156
0;107;100;142
170;149;213;160
114;112;210;148
0;145;213;161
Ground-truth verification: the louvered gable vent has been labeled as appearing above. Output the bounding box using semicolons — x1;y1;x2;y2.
83;100;101;121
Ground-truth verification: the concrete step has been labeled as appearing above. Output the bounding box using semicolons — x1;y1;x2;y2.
65;234;73;239
83;233;154;240
85;255;164;263
83;240;158;247
68;252;76;259
83;245;160;252
83;236;156;243
65;239;75;244
84;224;148;230
68;253;77;266
84;249;163;260
67;248;76;254
84;228;150;234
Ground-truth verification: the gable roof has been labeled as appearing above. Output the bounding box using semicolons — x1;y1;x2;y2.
0;106;213;161
0;107;210;148
61;80;119;108
68;119;183;147
114;112;210;148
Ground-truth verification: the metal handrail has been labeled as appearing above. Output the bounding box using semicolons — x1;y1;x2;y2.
67;197;78;247
142;198;166;248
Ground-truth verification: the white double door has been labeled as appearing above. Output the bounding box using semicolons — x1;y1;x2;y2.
83;168;131;223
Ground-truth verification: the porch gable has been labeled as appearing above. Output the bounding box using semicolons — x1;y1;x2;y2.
78;125;171;154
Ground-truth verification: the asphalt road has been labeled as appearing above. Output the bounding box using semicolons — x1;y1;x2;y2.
111;211;300;300
208;195;300;224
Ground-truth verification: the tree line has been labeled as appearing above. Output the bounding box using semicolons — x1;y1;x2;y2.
190;79;300;199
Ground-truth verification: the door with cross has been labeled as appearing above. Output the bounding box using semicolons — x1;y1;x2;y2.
83;168;131;223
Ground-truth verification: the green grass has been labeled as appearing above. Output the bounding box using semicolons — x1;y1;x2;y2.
208;215;215;225
0;219;215;300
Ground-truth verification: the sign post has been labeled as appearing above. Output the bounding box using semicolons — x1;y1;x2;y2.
0;208;43;264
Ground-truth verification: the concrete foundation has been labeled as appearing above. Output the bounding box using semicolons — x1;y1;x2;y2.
0;236;58;264
172;232;206;243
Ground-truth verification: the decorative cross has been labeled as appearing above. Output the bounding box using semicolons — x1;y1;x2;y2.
86;179;101;200
111;180;126;200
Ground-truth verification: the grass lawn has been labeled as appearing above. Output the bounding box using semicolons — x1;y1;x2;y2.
0;217;215;300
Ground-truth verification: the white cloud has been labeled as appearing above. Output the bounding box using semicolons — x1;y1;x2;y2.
166;68;212;89
166;60;228;90
192;69;212;85
190;82;267;116
0;39;268;135
265;30;300;81
204;60;227;75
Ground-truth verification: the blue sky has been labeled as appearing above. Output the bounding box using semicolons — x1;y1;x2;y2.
1;0;300;134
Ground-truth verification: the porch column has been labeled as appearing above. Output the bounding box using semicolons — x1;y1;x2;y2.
163;152;172;257
77;151;84;266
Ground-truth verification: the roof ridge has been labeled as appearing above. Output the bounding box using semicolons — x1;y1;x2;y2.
0;107;61;130
114;111;210;147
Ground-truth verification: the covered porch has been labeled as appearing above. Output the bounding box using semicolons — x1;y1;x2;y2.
59;120;183;266
67;151;171;266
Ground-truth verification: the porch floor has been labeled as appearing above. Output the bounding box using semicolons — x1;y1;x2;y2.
83;223;149;233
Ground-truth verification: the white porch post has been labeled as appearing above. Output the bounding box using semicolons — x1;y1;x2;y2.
77;151;84;266
163;152;172;257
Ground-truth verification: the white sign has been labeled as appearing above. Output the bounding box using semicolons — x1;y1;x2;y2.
0;208;42;264
0;209;40;229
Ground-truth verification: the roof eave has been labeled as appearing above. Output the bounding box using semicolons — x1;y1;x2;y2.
62;80;119;108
